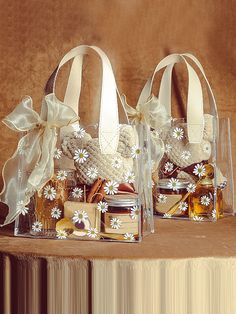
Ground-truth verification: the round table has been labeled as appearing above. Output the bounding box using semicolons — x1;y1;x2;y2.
1;217;236;314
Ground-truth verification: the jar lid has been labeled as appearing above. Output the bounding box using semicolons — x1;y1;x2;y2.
105;194;139;207
157;178;189;190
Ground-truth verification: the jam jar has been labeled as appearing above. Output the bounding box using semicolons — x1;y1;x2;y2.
154;178;190;217
102;194;140;240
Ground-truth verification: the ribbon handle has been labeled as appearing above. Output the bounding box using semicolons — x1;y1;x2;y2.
159;54;218;140
138;54;206;143
45;45;128;154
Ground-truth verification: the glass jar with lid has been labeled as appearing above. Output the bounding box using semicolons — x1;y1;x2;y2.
102;194;141;241
153;178;190;217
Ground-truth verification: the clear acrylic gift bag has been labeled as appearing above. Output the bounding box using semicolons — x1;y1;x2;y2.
1;45;154;241
138;53;234;221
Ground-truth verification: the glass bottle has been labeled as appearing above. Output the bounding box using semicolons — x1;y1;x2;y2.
31;169;77;237
188;176;223;221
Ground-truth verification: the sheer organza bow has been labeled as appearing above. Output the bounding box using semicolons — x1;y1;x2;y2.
0;93;78;226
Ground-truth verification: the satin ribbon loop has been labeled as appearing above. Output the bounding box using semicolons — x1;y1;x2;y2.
0;93;78;226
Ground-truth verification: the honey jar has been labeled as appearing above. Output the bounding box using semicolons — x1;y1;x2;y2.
102;194;140;240
154;178;190;217
188;177;223;221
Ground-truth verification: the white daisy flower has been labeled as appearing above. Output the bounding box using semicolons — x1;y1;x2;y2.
71;187;83;199
18;169;22;179
192;216;204;222
16;200;29;216
54;148;62;159
163;213;172;219
112;157;122;169
97;201;108;213
56;170;67;181
110;217;122;229
131;145;142;159
51;207;62;219
104;181;119;195
193;163;206;177
212;209;217;219
164;162;174;172
203;143;211;153
167;178;180;191
87;227;98;238
87;167;98;179
73;125;85;138
56;230;67;239
73;149;89;163
130;206;140;220
44;185;57;201
181;150;191;160
172;127;184;140
200;195;211;206
179;201;188;212
32;221;43;232
157;194;167;203
124;171;135;184
72;210;88;224
165;144;172;153
124;233;135;241
187;183;196;193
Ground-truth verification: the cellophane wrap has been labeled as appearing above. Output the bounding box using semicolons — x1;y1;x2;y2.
140;53;234;221
4;45;154;242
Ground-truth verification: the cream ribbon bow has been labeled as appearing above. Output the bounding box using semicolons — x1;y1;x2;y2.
123;94;170;130
0;93;78;226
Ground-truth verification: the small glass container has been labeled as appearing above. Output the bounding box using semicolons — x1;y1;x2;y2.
154;178;189;217
189;177;223;221
102;194;140;240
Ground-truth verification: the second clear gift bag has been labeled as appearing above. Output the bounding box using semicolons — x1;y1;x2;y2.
138;53;234;221
1;45;154;241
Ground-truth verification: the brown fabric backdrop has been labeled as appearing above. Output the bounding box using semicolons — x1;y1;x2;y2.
0;0;235;195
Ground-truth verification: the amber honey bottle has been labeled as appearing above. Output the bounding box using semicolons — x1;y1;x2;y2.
189;176;223;221
33;169;77;236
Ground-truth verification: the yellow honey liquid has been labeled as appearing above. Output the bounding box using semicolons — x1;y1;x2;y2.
35;177;69;236
188;183;223;220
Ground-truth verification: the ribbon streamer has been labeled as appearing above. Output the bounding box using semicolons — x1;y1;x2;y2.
0;93;78;226
123;94;170;173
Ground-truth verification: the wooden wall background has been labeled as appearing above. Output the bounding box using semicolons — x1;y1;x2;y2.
0;0;235;198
